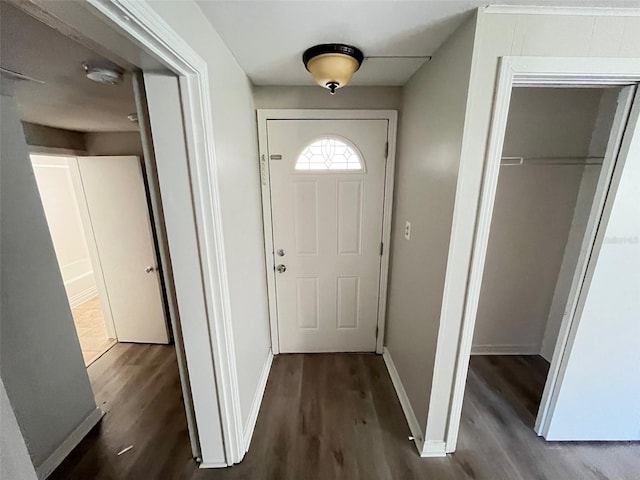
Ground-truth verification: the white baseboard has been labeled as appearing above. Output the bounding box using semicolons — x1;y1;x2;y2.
243;349;273;453
471;344;541;355
37;407;104;479
382;347;425;455
421;440;447;457
68;286;98;309
198;461;228;469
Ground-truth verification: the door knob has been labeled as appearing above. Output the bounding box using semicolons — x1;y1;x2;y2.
276;264;286;273
145;266;156;273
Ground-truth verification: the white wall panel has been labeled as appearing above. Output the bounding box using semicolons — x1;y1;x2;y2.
337;181;363;255
337;277;360;329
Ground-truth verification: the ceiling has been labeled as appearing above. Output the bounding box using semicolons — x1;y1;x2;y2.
196;0;640;86
0;2;138;133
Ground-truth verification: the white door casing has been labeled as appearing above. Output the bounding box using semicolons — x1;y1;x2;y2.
267;119;389;353
77;155;169;344
441;55;640;454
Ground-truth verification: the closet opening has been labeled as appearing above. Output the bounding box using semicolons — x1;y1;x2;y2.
468;85;623;432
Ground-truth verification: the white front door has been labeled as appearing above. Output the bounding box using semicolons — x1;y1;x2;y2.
267;119;388;353
77;156;169;344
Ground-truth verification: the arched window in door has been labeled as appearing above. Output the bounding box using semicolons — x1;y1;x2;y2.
295;137;363;171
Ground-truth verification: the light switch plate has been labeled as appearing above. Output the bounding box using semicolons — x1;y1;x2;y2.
404;221;411;240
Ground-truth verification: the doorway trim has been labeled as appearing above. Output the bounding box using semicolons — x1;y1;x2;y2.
17;0;245;467
257;109;397;355
443;56;640;452
85;1;244;466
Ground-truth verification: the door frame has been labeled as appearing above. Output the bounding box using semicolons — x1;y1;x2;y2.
28;152;118;340
13;0;243;467
443;56;640;452
257;109;398;355
68;156;118;340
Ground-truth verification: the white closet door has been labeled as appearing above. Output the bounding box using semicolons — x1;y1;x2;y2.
543;89;640;441
77;156;169;344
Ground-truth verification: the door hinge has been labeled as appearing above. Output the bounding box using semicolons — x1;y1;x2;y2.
376;325;379;339
380;242;384;256
384;141;389;159
260;154;267;186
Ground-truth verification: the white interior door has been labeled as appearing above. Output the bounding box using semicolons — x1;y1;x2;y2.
267;119;388;352
77;156;169;344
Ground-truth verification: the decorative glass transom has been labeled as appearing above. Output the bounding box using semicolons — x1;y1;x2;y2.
296;138;363;171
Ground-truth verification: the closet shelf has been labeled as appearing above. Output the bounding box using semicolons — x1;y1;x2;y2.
501;156;604;166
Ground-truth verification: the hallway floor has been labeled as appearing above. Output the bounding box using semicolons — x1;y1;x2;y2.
71;297;116;366
51;347;640;480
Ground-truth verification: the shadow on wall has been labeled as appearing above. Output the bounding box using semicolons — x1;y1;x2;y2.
22;121;143;157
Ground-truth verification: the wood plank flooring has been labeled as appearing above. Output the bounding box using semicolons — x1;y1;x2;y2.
51;347;640;480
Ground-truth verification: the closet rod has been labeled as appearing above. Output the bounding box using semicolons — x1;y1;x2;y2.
501;156;604;166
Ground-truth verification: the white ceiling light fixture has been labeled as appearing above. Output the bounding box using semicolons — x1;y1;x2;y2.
303;44;364;94
82;62;123;85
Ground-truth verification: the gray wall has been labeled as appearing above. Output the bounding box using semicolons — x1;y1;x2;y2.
21;122;86;151
472;88;603;354
1;379;38;480
21;122;143;158
148;0;272;460
1;93;97;468
253;86;402;110
384;13;477;441
85;131;143;157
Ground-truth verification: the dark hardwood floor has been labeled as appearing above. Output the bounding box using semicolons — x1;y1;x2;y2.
52;346;640;480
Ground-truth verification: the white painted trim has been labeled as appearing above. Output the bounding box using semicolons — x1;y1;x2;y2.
441;56;640;454
257;109;397;355
133;72;200;458
470;344;541;355
24;0;245;466
82;0;244;465
484;5;640;16
382;347;424;455
377;112;398;355
36;407;104;479
68;285;98;309
256;112;279;354
243;349;273;452
198;461;228;469
421;441;447;458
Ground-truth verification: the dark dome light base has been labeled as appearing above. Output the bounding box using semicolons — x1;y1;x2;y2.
302;43;364;94
302;44;365;69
